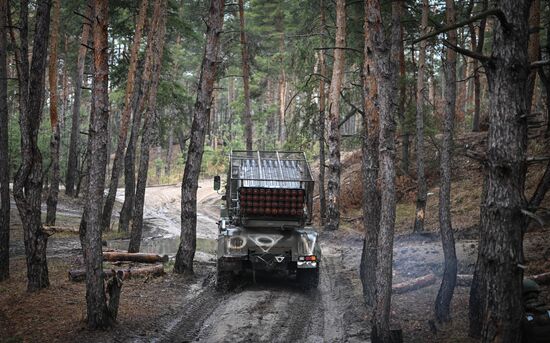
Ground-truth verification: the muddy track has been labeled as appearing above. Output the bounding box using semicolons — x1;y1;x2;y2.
137;241;370;343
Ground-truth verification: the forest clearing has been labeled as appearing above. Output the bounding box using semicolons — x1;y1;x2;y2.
1;0;550;342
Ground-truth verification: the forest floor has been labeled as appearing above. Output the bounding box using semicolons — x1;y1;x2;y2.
2;133;550;342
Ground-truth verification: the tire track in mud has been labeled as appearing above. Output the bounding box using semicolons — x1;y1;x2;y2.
147;276;224;343
195;280;323;343
319;243;371;342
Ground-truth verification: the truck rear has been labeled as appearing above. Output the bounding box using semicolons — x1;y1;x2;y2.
215;151;320;289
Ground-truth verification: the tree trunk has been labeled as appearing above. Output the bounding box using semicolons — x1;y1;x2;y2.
12;0;52;292
0;0;9;281
469;1;531;341
238;0;253;150
360;0;382;306
398;8;409;175
118;59;146;234
368;0;399;341
61;34;68;131
128;0;168;253
526;0;540;112
434;0;458;323
413;0;429;234
66;3;92;196
471;0;487;132
174;0;225;274
46;0;61;226
82;0;121;328
101;0;148;232
278;69;286;143
325;0;346;231
165;126;173;175
318;0;327;226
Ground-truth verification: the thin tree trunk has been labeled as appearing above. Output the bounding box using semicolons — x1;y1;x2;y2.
0;0;9;281
83;0;121;328
471;0;487;132
128;0;168;253
434;0;458;323
12;0;52;292
413;0;429;234
238;0;253;150
325;0;346;231
318;0;327;225
368;0;399;340
61;34;68;131
398;8;409;175
165;126;173;175
469;1;531;341
174;0;225;274
118;59;146;234
360;0;382;306
101;0;148;232
66;3;92;196
46;0;61;226
278;69;286;143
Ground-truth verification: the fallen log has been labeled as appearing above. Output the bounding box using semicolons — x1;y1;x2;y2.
456;274;473;287
102;251;169;263
42;225;79;235
392;274;436;294
68;264;164;282
529;272;550;285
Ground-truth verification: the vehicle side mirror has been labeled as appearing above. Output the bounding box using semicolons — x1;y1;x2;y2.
213;175;221;191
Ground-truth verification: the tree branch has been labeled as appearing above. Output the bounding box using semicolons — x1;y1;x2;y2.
412;8;510;44
531;60;550;68
314;47;362;54
442;39;491;64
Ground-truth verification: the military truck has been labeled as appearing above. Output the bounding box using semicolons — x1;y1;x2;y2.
214;150;320;289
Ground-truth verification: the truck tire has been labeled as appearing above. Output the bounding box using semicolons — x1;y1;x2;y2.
297;268;319;290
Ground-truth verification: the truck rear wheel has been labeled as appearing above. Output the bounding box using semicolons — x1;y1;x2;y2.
297;268;319;290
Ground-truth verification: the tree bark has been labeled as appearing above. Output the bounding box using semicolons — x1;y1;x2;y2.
469;1;531;341
367;0;399;341
128;0;168;253
12;0;52;292
101;0;148;232
165;126;173;175
398;5;409;175
0;0;9;282
118;58;146;234
82;0;119;328
238;0;253;150
318;0;327;226
325;0;346;231
360;0;382;306
66;3;92;196
471;0;487;132
174;0;225;274
413;0;429;234
434;0;458;323
46;0;61;226
365;0;400;342
526;0;540;112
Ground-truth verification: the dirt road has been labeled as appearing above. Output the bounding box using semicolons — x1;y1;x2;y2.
136;182;371;343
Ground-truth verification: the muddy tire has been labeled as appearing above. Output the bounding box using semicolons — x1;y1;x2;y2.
297;268;319;290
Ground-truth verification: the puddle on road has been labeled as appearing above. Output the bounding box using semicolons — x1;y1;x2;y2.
106;236;217;256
